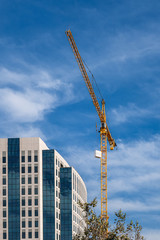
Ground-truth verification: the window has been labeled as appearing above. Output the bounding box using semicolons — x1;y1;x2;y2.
35;231;38;238
3;167;6;174
28;209;32;217
28;177;32;184
3;210;6;218
28;231;32;238
22;199;25;206
22;188;25;195
21;156;25;162
22;209;25;217
34;176;38;184
3;232;7;239
34;166;38;173
28;151;31;162
3;189;6;196
35;220;38;228
28;220;32;228
28;198;32;206
22;221;25;228
2;157;6;164
34;155;38;162
22;166;25;174
28;187;32;195
35;198;38;206
3;178;6;185
22;232;25;239
3;221;7;228
3;199;6;207
28;166;32;173
35;209;38;216
28;156;31;162
21;177;25;184
34;187;38;195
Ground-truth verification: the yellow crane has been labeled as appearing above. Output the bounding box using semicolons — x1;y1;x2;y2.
65;29;116;221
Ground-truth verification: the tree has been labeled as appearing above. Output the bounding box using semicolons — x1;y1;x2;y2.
73;199;144;240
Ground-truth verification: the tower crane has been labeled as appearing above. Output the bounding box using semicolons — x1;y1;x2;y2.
65;30;116;221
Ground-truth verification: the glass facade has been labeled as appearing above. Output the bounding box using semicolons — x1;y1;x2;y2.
60;167;72;240
43;150;55;240
8;138;20;240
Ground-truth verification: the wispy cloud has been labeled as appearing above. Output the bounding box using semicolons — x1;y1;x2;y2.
143;229;160;240
110;103;151;125
64;135;160;214
0;66;76;123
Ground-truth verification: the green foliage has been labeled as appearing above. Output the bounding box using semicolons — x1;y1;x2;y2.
73;199;144;240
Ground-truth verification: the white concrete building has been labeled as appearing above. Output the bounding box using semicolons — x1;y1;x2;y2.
0;137;87;240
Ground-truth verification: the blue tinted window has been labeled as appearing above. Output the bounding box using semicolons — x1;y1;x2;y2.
35;199;38;206
34;155;38;162
35;209;38;216
28;188;32;195
35;220;38;227
28;166;31;173
22;210;25;217
35;232;38;238
3;178;6;185
22;221;25;228
3;200;6;207
3;232;7;239
3;189;6;196
22;199;25;206
28;210;32;217
21;177;25;184
34;187;38;195
28;232;32;238
2;156;6;163
34;166;38;173
28;156;31;162
34;176;38;184
22;188;25;195
3;167;6;174
28;177;32;184
43;149;55;240
28;199;32;206
22;232;25;239
3;210;6;217
28;221;32;228
21;156;25;162
3;221;7;228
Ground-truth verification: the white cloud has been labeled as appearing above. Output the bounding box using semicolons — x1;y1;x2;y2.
108;197;160;213
143;229;160;240
0;88;55;122
0;66;76;123
64;135;160;216
110;103;151;125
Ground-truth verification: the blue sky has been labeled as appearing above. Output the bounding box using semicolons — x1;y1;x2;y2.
0;0;160;239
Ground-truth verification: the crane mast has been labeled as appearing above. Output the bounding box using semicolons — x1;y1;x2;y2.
65;30;116;221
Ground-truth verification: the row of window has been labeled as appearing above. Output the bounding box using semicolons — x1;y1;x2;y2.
1;153;38;164
21;187;38;195
21;176;38;184
21;165;38;174
21;155;38;163
22;231;38;239
22;219;38;228
22;198;38;206
22;209;38;217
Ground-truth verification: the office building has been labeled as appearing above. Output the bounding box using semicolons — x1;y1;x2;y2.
0;137;87;240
